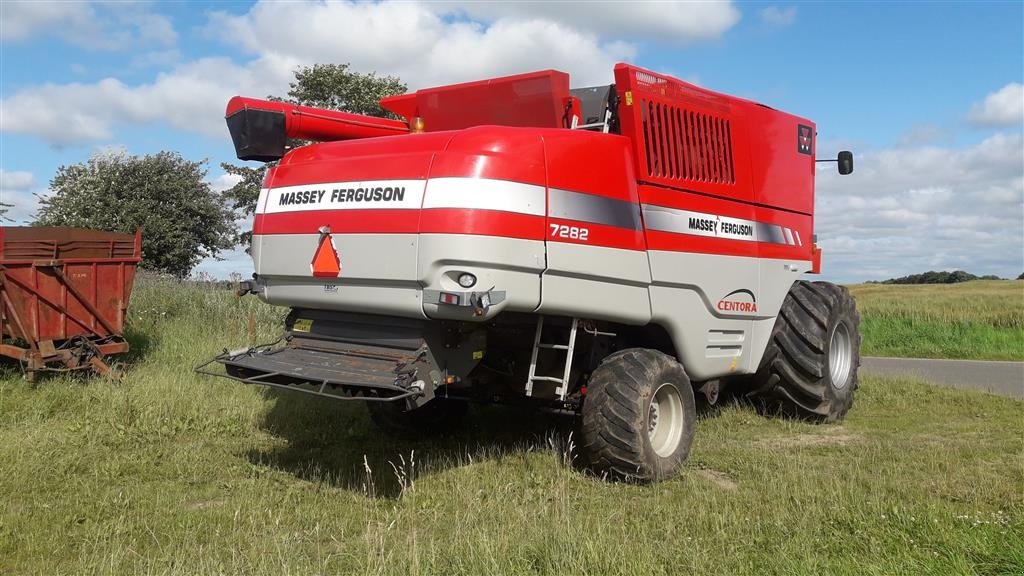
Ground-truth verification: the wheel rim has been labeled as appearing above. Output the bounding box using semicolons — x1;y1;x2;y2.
829;320;853;389
648;383;684;458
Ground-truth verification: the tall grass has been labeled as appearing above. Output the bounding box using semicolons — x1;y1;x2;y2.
0;277;1021;574
850;280;1024;360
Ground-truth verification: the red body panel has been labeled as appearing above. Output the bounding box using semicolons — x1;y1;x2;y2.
381;70;570;132
431;128;547;184
613;64;815;216
249;63;819;267
744;103;816;215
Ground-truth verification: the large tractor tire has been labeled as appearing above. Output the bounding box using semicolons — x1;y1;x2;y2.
578;348;697;482
752;280;861;422
367;397;468;436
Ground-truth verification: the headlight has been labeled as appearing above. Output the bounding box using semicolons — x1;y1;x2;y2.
458;273;477;288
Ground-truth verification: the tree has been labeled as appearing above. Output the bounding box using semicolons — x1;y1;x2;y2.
35;151;236;277
1018;273;1024;280
222;64;407;247
280;63;406;118
877;270;1008;284
220;162;266;247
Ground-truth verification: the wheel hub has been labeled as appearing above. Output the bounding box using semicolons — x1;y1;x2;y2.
647;383;684;458
829;320;853;389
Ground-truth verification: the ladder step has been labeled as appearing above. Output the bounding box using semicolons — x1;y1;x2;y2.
537;343;570;350
530;376;565;383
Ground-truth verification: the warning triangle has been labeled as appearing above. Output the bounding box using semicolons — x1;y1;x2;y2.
310;234;341;278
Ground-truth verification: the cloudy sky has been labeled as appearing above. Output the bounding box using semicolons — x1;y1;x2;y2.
1;1;1021;282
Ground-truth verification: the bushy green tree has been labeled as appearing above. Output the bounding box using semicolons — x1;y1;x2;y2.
220;162;266;247
35;151;236;277
222;64;407;247
280;63;406;118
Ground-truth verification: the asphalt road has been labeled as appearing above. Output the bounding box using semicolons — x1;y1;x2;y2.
860;356;1024;400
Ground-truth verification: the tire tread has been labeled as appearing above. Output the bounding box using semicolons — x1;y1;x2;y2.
751;280;861;422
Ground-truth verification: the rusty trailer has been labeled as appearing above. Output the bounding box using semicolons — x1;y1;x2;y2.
0;227;141;380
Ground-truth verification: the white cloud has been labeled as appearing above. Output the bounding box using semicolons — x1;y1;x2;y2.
206;0;640;88
0;170;42;224
0;58;279;143
0;0;742;146
968;83;1024;127
0;1;93;42
815;132;1024;282
0;1;177;50
759;6;797;27
130;48;182;70
896;123;948;147
211;173;243;193
443;1;741;43
0;169;35;191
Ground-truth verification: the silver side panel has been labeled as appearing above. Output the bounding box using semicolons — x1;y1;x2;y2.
418;234;545;320
253;233;809;381
749;257;813;376
541;243;652;324
648;250;755;380
253;233;425;319
646;251;806;381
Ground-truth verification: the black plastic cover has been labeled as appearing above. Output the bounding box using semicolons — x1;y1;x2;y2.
570;84;617;127
226;107;287;162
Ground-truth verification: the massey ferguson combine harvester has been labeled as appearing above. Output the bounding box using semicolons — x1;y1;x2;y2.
208;64;858;481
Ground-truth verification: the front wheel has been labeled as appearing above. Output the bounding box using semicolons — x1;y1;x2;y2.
751;280;861;422
577;348;697;482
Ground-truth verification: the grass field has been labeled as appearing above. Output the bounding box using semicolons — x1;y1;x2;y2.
848;280;1024;361
0;277;1021;574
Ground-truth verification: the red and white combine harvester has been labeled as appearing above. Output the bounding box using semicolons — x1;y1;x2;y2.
207;64;858;482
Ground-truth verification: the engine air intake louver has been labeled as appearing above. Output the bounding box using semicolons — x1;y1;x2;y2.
639;99;735;185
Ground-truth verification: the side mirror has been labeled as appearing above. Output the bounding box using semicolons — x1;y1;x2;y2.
837;150;854;175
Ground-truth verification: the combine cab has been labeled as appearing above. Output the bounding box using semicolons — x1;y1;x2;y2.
205;64;859;482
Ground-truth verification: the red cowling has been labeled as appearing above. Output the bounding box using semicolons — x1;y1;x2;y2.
225;96;409;142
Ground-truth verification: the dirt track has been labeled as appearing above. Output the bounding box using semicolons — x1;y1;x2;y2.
860;356;1024;400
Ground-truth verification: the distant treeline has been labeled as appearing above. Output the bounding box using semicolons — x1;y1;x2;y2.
868;270;1020;284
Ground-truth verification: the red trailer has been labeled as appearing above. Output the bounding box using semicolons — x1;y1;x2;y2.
0;227;141;380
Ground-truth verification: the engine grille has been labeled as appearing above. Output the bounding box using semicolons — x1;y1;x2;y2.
639;99;735;185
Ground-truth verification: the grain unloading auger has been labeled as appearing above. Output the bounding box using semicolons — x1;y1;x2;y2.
200;64;858;482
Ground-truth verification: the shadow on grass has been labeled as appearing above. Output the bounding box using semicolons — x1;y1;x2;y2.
247;390;576;498
247;383;747;498
121;324;155;365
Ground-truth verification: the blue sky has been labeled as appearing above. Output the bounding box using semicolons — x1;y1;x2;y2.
2;1;1022;282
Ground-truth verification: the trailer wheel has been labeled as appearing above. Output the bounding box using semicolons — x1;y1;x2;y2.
578;348;696;482
752;281;861;422
367;397;468;436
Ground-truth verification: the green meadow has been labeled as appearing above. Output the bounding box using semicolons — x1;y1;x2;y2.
0;277;1020;575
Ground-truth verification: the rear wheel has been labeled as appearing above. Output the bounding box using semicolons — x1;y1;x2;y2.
367;397;468;435
578;348;696;482
752;281;861;422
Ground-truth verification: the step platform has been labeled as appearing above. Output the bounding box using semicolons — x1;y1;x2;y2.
205;341;425;402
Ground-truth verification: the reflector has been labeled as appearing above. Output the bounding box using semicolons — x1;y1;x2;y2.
310;234;341;278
